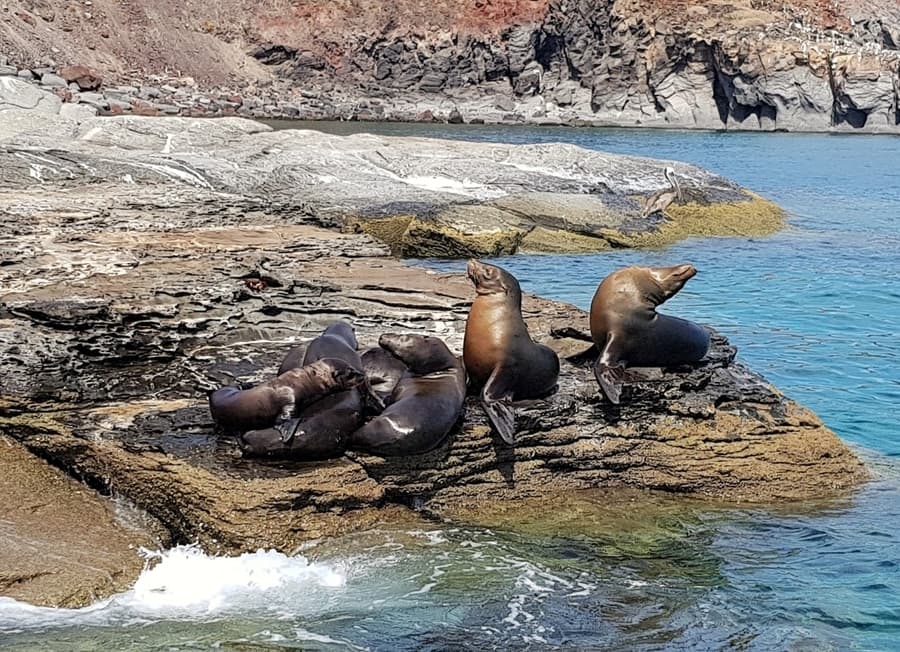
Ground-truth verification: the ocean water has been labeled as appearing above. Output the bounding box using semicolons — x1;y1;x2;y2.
3;124;899;650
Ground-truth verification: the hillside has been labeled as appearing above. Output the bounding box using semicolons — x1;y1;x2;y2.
1;0;898;131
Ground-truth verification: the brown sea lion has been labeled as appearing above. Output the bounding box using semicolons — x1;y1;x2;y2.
349;333;466;457
463;260;560;445
209;357;365;437
589;263;710;404
240;321;367;459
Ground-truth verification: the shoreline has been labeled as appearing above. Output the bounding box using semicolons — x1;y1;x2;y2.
4;67;900;137
0;84;869;607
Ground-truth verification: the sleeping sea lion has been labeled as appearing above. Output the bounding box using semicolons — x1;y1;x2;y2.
349;333;466;456
209;357;365;436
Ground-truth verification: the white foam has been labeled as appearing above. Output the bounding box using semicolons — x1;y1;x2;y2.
0;545;346;632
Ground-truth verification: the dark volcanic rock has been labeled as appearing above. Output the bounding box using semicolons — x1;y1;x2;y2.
0;182;866;562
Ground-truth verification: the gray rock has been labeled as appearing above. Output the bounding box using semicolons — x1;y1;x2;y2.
0;56;7;66
40;72;67;88
17;69;36;80
0;64;17;76
60;103;98;120
0;77;62;114
77;91;108;109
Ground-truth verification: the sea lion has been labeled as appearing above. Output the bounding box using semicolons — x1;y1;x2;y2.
240;321;367;459
361;346;408;408
463;260;560;445
589;263;710;404
209;357;365;436
349;333;466;456
278;321;361;375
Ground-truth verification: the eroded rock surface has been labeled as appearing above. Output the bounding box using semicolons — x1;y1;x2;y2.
0;180;867;564
0;80;783;258
0;436;163;607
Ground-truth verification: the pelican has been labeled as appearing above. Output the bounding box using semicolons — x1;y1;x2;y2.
641;166;683;219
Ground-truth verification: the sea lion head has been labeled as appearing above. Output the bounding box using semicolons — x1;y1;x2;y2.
313;357;366;389
639;263;697;306
379;332;456;375
466;260;521;298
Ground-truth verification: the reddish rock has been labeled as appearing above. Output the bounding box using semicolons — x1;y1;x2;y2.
130;99;161;116
16;11;36;27
59;65;103;91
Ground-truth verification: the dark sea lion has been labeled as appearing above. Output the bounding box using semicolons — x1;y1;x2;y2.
278;321;361;375
361;346;408;408
239;389;365;460
349;333;466;457
209;357;365;435
241;321;367;459
589;263;710;404
463;260;560;445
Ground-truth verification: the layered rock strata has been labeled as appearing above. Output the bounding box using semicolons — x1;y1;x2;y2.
1;0;897;132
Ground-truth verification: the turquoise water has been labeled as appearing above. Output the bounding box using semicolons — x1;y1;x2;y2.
3;125;899;650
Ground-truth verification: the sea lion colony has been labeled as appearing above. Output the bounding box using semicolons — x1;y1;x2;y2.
209;261;710;459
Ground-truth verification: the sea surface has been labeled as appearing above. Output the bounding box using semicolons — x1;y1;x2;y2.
2;124;898;651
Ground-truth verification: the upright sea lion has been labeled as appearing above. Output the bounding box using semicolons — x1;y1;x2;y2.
349;333;466;457
463;260;560;445
589;263;710;404
240;321;367;459
209;357;365;435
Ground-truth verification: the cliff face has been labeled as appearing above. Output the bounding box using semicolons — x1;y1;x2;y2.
3;0;897;131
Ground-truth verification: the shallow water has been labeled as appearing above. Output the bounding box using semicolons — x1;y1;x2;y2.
4;124;899;650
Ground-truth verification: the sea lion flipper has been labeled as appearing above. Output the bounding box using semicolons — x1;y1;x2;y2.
482;394;516;446
593;358;625;405
274;416;301;444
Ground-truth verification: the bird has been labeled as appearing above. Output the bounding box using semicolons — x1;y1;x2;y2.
641;166;684;219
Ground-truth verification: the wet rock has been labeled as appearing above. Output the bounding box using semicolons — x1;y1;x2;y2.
0;436;163;607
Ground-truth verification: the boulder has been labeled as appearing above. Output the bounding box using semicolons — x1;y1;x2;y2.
39;72;67;88
59;64;103;90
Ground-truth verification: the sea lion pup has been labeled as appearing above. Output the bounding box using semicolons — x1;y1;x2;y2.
349;333;466;457
209;357;365;435
463;260;560;446
589;263;710;404
240;321;368;459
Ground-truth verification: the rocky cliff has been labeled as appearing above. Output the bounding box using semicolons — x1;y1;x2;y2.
1;0;898;131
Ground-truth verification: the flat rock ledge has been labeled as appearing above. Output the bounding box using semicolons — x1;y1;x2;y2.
1;199;867;564
0;77;784;258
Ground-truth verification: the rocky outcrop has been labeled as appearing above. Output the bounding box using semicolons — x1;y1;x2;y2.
2;0;898;131
0;98;867;574
0;79;783;259
0;200;867;558
0;436;163;607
